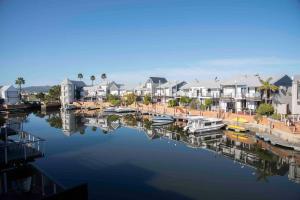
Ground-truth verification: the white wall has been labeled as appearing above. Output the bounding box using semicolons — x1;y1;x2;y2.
223;87;235;97
292;79;300;114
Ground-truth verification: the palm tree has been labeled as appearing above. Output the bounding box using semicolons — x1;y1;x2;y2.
258;77;279;103
78;73;83;81
90;75;96;85
101;73;107;82
15;77;25;100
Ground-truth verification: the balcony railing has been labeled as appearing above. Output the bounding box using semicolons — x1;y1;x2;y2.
190;93;220;98
245;93;261;99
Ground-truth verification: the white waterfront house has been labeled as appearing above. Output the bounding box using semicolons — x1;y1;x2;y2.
135;77;168;98
155;81;186;102
0;85;20;105
60;79;86;106
219;74;293;113
180;80;221;106
220;75;262;112
82;81;123;101
291;75;300;115
60;78;124;106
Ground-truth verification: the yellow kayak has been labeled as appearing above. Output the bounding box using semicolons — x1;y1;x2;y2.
226;124;247;132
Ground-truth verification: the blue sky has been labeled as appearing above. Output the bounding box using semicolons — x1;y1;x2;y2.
1;0;300;87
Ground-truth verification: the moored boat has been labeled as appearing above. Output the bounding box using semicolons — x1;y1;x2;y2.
184;116;225;133
103;107;116;113
115;107;136;113
151;116;174;123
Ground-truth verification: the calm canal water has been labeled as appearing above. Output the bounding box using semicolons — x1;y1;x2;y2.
2;110;300;200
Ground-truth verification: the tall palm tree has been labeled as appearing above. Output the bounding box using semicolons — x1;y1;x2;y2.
78;73;83;81
15;77;25;100
90;75;96;85
258;77;279;103
101;73;107;82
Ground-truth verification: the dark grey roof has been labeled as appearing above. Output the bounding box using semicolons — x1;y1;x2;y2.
271;75;292;87
69;80;86;87
149;77;167;84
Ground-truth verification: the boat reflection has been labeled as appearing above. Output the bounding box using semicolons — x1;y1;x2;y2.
55;110;300;185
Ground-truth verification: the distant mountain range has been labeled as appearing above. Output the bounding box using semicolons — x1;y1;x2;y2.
23;86;52;93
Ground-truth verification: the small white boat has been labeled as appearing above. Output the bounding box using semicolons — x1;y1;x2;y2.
115;107;136;113
184;116;225;133
152;116;174;123
103;107;116;113
152;121;173;126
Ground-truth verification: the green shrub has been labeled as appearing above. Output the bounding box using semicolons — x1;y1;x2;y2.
190;99;200;109
107;115;120;122
204;98;212;107
204;98;213;110
200;104;207;111
271;113;281;120
124;93;136;105
110;99;121;106
179;96;192;105
168;99;177;107
256;103;274;116
144;94;151;105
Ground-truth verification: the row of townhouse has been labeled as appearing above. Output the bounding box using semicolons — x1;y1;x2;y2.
60;74;300;115
134;74;300;115
60;78;126;106
220;74;299;114
134;77;186;102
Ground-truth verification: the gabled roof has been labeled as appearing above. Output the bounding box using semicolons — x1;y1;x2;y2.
62;79;86;87
182;80;220;89
160;81;186;89
271;74;292;87
149;77;167;84
221;75;260;87
69;80;86;87
0;85;18;92
221;74;292;88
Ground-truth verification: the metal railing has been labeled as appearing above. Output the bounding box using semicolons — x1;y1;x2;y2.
0;127;45;166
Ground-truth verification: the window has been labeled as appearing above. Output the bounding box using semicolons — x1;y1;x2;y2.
204;122;212;126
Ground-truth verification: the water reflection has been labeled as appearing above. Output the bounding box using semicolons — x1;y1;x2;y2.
0;111;88;199
1;110;300;199
51;110;300;185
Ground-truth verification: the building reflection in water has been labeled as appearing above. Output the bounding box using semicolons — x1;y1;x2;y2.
0;112;87;199
57;110;300;185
